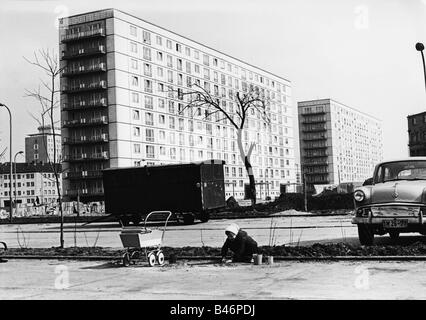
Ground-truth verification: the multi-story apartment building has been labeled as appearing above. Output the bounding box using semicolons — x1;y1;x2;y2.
59;9;296;201
25;125;62;163
407;111;426;156
0;163;61;207
298;99;383;193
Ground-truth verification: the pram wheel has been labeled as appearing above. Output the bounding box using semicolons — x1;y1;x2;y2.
156;251;165;266
148;252;156;267
122;253;131;267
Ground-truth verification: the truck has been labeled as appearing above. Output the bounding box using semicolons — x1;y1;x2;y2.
102;160;226;225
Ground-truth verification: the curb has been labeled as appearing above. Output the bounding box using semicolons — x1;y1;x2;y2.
3;255;426;261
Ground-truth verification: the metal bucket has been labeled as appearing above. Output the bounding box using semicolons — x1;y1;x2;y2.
253;254;263;265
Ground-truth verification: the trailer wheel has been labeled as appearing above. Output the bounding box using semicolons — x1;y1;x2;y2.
183;214;195;225
199;212;210;223
122;253;131;267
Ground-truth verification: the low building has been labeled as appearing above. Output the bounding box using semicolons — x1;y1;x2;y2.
0;162;62;207
407;111;426;156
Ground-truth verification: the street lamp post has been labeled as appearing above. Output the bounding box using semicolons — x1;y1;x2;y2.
416;42;426;93
0;103;12;222
13;151;24;217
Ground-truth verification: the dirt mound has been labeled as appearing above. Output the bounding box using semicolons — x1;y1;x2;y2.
6;241;426;258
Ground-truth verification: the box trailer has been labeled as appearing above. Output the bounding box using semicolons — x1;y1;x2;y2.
102;160;226;225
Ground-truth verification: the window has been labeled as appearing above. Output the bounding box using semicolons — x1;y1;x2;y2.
144;79;152;93
194;50;199;59
133;127;141;137
146;128;154;142
130;25;137;36
157;51;163;61
167;55;173;67
159;114;165;125
145;112;154;125
134;143;141;153
203;54;209;66
131;59;138;69
186;61;191;73
157;67;163;77
166;39;172;49
131;76;139;87
142;30;151;44
176;43;182;52
195;65;200;73
169;116;175;129
167;70;173;83
146;145;155;158
133;110;140;120
185;47;191;56
156;35;162;45
143;47;151;60
158;98;165;108
130;42;137;53
143;63;152;76
145;96;153;109
131;92;139;103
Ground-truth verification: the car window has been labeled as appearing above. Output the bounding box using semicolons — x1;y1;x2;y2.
375;161;426;182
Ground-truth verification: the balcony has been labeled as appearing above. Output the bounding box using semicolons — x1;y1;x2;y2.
64;151;109;162
301;110;326;116
61;28;106;43
302;136;327;141
62;81;107;93
302;118;326;124
302;125;327;133
304;153;328;158
62;63;106;77
62;99;107;111
62;116;108;128
303;161;329;166
62;45;106;60
65;170;103;180
304;145;328;150
63;134;108;145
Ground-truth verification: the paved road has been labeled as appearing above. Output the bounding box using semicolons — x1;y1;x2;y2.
1;259;425;299
0;214;359;248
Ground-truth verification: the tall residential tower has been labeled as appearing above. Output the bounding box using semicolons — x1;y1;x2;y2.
59;9;296;201
298;98;383;193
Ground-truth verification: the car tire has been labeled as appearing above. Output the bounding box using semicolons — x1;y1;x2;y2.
199;212;210;223
358;224;374;246
389;230;400;240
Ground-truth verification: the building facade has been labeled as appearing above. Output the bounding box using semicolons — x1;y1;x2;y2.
407;112;426;156
59;9;296;201
0;163;61;207
25;125;62;163
298;99;383;193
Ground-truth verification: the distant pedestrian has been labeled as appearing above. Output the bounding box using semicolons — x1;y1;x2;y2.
221;223;258;263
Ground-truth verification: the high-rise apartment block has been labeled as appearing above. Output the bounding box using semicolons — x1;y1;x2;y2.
59;9;296;201
25;125;62;164
298;99;383;192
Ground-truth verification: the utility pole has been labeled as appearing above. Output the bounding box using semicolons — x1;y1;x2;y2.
0;103;12;222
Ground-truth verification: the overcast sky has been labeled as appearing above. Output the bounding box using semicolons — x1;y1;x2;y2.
0;0;425;162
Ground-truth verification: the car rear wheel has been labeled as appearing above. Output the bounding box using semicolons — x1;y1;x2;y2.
358;224;374;246
389;230;400;240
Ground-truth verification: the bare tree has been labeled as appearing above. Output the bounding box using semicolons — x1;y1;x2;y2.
177;83;270;205
24;49;65;248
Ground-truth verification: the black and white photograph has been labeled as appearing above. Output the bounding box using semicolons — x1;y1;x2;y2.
0;0;426;308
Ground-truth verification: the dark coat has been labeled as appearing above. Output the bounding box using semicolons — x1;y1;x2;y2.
221;229;258;262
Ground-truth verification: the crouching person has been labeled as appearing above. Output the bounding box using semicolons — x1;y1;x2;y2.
221;223;258;263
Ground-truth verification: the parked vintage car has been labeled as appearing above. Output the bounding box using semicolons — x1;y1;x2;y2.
352;157;426;245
